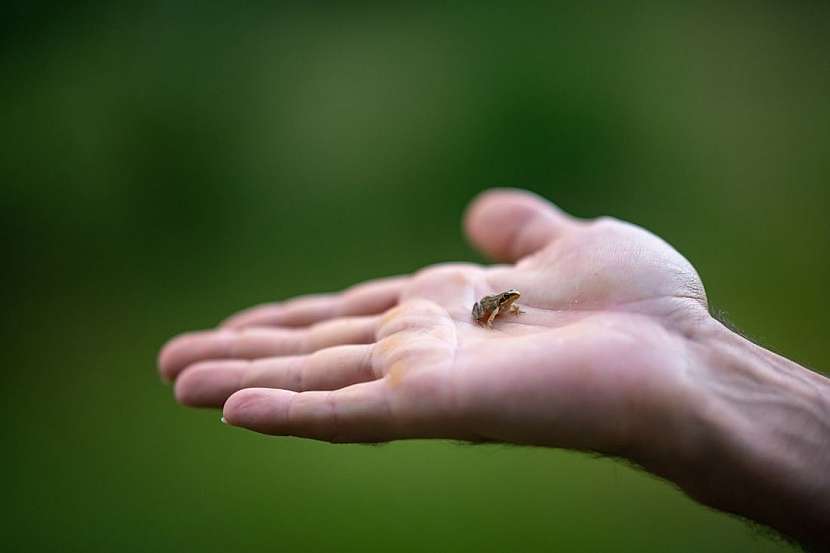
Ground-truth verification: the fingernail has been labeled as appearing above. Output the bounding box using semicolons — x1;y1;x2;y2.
220;417;227;424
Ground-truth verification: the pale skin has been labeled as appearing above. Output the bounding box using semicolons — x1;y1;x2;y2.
159;188;830;548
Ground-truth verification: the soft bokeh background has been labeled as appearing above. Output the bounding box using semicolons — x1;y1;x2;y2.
3;2;828;551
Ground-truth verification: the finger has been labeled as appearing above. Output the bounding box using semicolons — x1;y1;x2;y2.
174;344;376;407
158;315;379;381
221;275;407;329
463;188;579;262
222;382;399;442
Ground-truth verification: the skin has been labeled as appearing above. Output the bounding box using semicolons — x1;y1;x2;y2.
159;188;830;548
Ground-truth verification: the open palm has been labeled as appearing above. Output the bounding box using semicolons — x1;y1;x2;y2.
160;189;710;456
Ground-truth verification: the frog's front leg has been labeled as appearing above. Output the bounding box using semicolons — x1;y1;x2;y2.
510;304;523;316
486;305;500;328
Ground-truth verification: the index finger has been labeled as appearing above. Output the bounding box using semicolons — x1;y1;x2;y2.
222;275;408;329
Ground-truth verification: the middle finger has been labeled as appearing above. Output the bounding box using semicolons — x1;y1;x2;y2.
174;344;377;407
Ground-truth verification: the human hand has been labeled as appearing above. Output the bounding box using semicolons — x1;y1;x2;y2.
159;188;709;453
159;188;830;546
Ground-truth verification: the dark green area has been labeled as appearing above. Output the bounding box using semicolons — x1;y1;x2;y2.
3;2;828;551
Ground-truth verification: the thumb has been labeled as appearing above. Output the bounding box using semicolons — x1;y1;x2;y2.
463;188;578;262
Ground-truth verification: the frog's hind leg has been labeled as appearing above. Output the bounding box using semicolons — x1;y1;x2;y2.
472;301;482;324
510;304;524;316
486;306;500;328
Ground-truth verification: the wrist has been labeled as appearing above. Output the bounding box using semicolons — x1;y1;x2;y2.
640;317;830;546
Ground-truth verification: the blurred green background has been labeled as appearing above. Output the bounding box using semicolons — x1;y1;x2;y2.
3;1;828;551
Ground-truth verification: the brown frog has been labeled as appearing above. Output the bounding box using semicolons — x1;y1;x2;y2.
472;289;524;328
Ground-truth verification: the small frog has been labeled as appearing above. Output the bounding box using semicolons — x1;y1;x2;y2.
472;289;524;328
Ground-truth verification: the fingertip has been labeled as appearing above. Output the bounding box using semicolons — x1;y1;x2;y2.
157;330;235;381
157;337;180;382
223;388;292;432
464;187;575;262
158;332;199;380
173;361;245;407
172;371;194;404
463;188;546;234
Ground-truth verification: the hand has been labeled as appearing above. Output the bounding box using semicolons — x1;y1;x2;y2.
159;188;830;546
159;188;709;452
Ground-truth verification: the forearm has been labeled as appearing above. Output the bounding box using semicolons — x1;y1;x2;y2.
640;318;830;548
